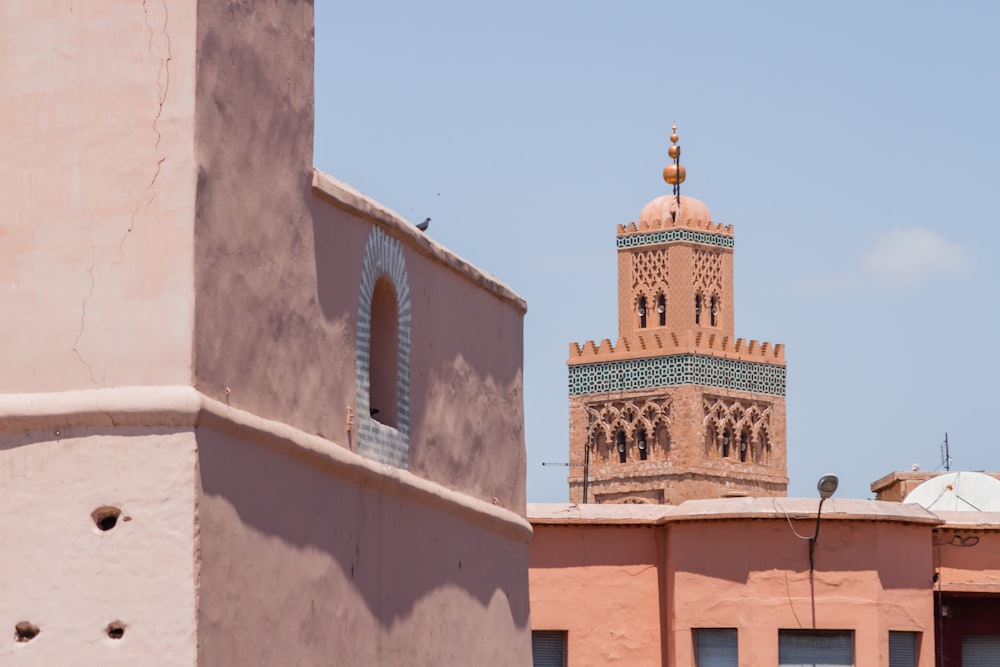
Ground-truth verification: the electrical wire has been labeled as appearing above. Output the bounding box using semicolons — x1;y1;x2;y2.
771;498;813;541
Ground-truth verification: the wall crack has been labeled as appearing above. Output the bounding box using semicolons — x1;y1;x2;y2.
121;0;172;252
73;1;172;381
72;235;100;385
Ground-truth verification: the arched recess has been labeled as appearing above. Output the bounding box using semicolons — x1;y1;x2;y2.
356;226;412;468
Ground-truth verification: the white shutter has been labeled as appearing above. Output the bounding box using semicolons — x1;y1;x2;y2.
963;635;1000;667
695;628;738;667
779;630;854;667
889;631;917;667
532;630;566;667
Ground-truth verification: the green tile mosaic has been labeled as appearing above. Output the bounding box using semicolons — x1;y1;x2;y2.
617;229;734;250
569;354;785;397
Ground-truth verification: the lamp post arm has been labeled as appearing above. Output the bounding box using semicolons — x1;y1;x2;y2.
808;496;827;572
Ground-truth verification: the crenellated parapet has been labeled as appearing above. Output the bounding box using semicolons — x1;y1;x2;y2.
568;329;785;366
616;193;734;250
617;218;733;237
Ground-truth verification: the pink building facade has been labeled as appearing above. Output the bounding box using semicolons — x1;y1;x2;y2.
530;499;1000;666
1;3;530;665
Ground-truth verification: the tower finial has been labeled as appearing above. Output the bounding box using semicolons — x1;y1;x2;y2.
662;124;686;205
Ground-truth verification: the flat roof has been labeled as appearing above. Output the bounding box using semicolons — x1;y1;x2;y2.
529;497;943;527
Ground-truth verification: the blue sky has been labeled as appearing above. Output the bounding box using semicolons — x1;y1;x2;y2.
313;2;1000;501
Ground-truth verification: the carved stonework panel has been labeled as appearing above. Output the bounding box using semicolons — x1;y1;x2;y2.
692;247;723;297
702;395;772;464
631;248;668;297
585;397;671;462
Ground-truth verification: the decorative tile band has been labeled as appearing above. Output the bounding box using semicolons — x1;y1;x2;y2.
356;226;412;468
568;354;785;397
617;229;734;250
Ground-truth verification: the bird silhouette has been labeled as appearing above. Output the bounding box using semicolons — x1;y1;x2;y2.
416;217;430;232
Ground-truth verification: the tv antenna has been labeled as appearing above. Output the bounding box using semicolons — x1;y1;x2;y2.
939;432;951;472
542;450;591;503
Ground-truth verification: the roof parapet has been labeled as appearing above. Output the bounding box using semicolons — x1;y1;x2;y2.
568;329;785;365
617;218;734;237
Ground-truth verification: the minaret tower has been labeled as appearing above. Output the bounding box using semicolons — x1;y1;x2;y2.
567;127;788;504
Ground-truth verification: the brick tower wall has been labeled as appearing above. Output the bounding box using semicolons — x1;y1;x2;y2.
568;377;787;505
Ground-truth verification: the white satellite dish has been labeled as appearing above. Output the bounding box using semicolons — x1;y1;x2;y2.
904;471;1000;512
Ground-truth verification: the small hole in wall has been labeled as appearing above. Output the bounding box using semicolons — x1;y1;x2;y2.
15;621;39;642
92;507;122;532
106;622;125;640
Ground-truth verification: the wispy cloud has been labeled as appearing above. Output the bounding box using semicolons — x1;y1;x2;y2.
798;227;968;293
859;227;968;287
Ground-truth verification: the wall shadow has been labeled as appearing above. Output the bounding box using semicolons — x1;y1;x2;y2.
197;425;530;662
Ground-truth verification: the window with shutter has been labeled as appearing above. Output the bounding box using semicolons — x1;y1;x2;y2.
532;630;567;667
962;635;1000;667
889;631;918;667
695;628;738;667
779;629;854;666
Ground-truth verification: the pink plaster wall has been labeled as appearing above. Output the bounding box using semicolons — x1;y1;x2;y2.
933;525;1000;592
4;3;531;665
190;1;526;512
529;503;947;667
404;246;526;511
530;525;664;666
196;427;531;665
0;430;198;665
667;519;935;666
0;2;197;391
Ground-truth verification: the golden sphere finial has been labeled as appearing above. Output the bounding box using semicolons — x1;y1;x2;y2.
663;124;684;187
663;163;686;185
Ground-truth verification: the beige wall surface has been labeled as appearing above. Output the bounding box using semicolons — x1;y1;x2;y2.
196;427;531;666
667;519;935;667
0;429;198;666
530;525;663;666
0;2;197;392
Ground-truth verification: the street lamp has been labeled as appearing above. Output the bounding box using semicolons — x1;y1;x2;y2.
808;474;839;572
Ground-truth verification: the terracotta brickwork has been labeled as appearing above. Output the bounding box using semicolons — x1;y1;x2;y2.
617;195;735;339
568;385;787;504
569;169;787;504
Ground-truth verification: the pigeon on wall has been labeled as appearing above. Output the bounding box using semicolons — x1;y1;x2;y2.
416;217;430;231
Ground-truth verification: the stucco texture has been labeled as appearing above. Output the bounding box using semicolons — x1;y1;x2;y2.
934;524;1000;591
0;429;198;666
190;0;526;513
197;427;531;666
0;2;197;392
530;525;664;666
667;518;935;666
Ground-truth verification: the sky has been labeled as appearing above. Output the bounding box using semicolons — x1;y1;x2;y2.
313;2;1000;502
